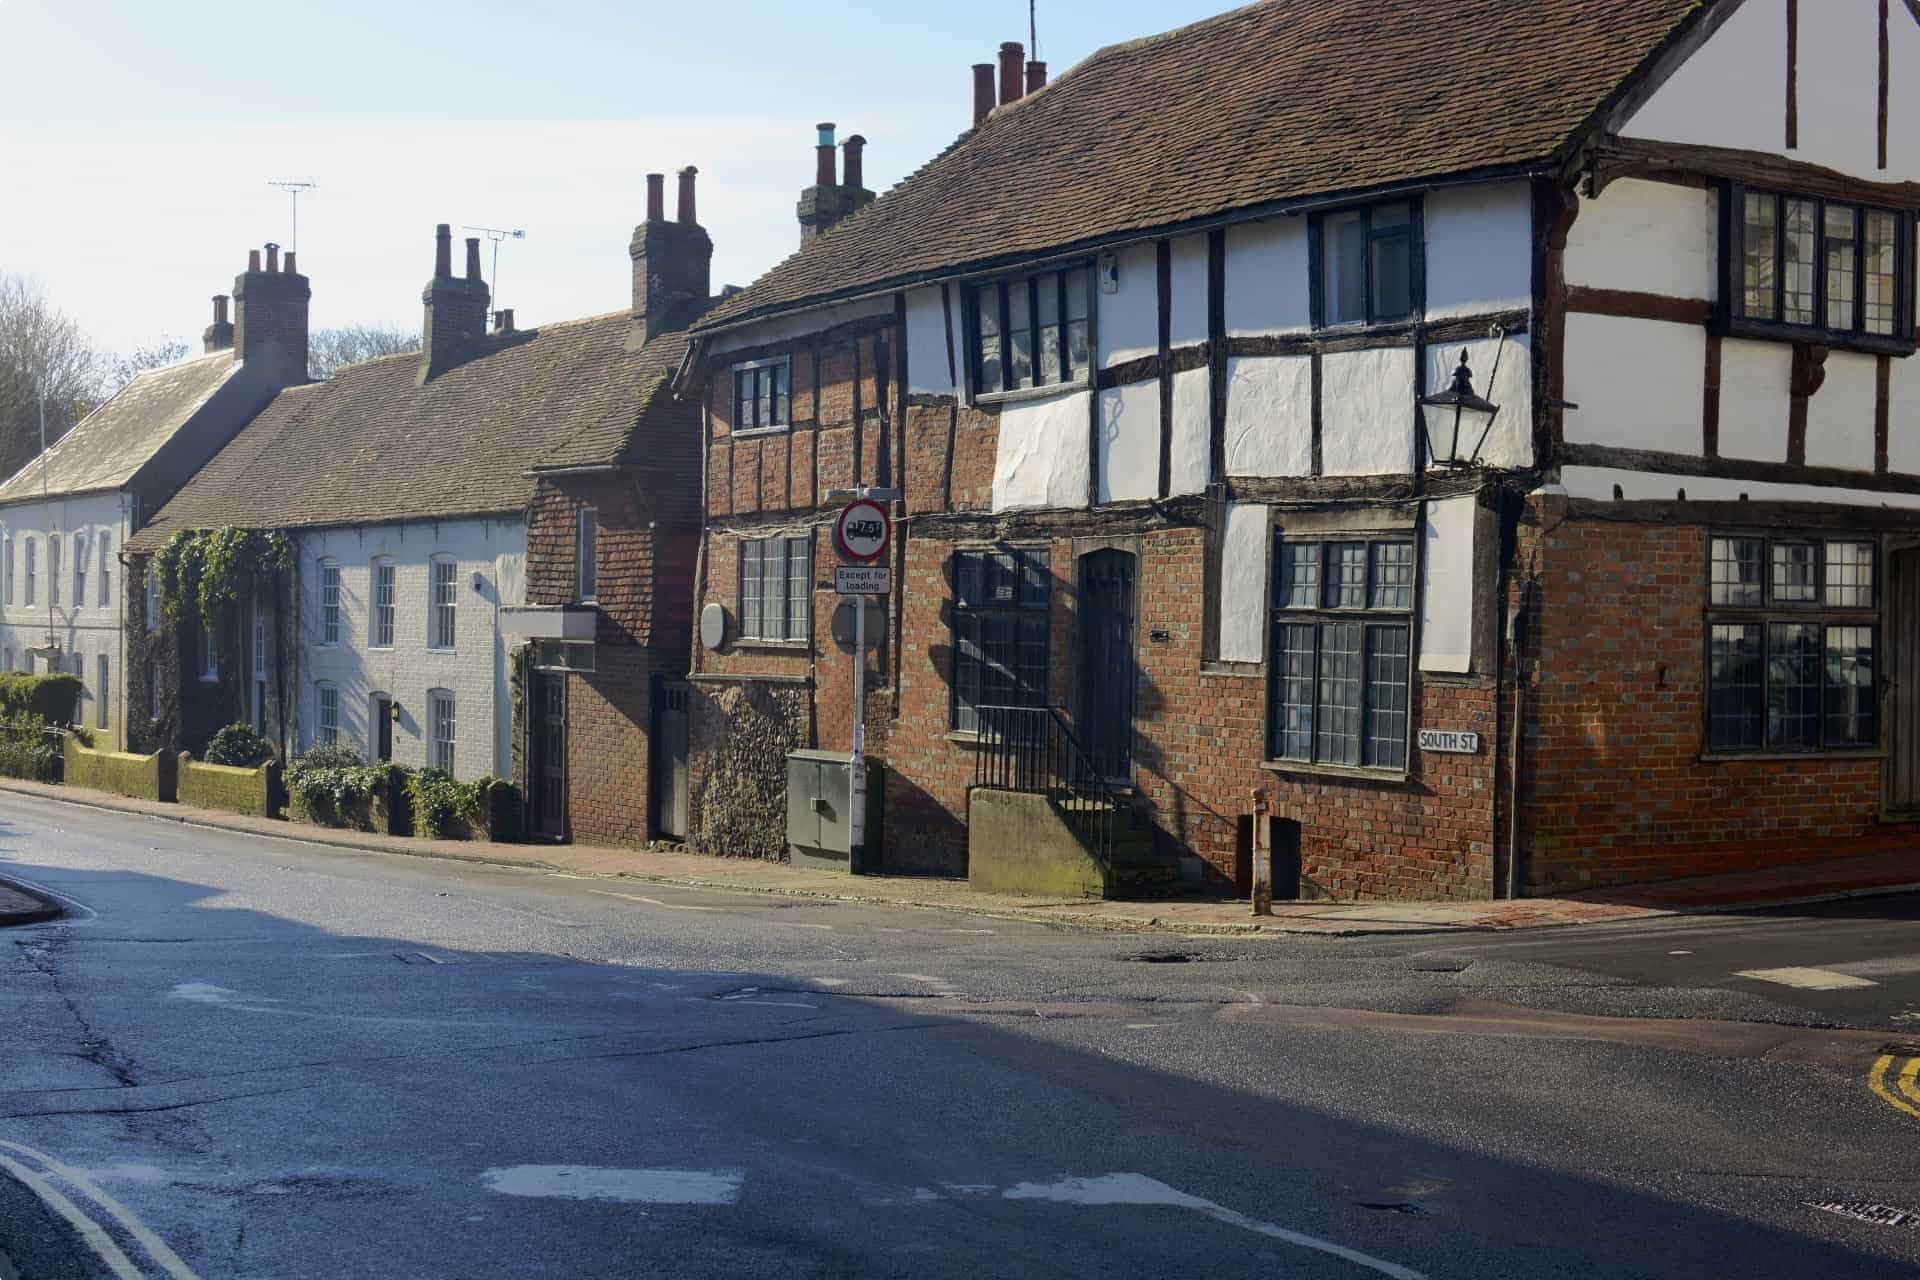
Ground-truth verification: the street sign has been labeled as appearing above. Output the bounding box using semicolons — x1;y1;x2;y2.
833;499;891;563
1417;729;1481;754
834;566;891;596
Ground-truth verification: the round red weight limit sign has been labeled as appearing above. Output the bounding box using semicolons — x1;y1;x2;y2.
833;499;891;563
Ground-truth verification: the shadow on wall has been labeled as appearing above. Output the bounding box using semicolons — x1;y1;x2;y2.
0;831;1902;1277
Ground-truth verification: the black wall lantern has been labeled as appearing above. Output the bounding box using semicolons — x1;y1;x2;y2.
1418;327;1506;469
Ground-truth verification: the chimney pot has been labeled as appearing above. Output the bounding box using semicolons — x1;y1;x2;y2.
646;172;665;222
972;63;997;125
1025;60;1047;94
212;295;229;325
434;224;452;278
998;41;1024;106
248;249;262;272
465;237;483;282
677;166;698;225
815;122;837;188
264;242;280;272
841;135;866;191
492;308;515;334
283;249;297;275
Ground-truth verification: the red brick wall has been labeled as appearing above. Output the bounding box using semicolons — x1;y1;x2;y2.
560;646;659;846
1518;507;1917;892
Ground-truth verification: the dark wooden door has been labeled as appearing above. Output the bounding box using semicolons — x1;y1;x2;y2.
534;674;568;840
653;678;690;840
1888;548;1920;813
373;695;393;762
1077;549;1138;782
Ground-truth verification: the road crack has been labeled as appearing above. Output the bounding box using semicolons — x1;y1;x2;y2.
12;935;141;1088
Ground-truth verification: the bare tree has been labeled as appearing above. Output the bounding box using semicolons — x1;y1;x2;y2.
308;325;420;380
103;338;194;396
0;273;101;481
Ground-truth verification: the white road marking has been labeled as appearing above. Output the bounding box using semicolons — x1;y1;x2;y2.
727;999;819;1009
1733;966;1879;991
0;1140;201;1280
766;922;835;930
587;890;720;912
1668;950;1692;956
481;1165;742;1204
876;927;905;933
1003;1173;1426;1280
167;982;283;1011
945;928;995;935
1831;953;1920;979
1124;1023;1168;1030
810;978;851;987
892;974;954;986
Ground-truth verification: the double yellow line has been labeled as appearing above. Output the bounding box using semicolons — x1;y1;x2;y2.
1869;1054;1920;1120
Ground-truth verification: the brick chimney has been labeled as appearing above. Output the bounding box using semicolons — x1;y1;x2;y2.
232;243;311;380
419;222;492;383
998;42;1025;106
1025;60;1047;94
202;295;234;354
629;165;713;348
796;122;875;247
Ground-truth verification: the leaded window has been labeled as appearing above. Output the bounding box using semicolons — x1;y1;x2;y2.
738;534;811;642
950;548;1050;733
969;268;1090;397
1269;537;1414;770
1729;186;1914;351
1706;534;1878;753
731;359;789;432
1317;201;1417;327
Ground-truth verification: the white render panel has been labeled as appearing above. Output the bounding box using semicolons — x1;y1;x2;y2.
1562;314;1705;453
1797;0;1885;182
1224;355;1313;477
905;287;955;395
1423;183;1532;320
1098;242;1159;368
992;388;1091;512
1805;351;1879;472
1168;234;1210;349
1892;12;1920;180
705;295;894;355
295;518;525;781
1623;0;1786;159
1224;218;1310;337
1564;179;1718;301
1425;333;1533;468
1169;367;1211;497
1219;503;1269;664
1418;496;1474;674
1560;466;1920;510
1719;338;1794;462
1097;382;1159;504
1891;349;1920;474
1320;346;1416;476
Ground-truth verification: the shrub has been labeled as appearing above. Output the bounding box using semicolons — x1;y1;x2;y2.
0;673;85;725
404;769;487;838
285;744;388;817
0;715;58;781
205;723;274;768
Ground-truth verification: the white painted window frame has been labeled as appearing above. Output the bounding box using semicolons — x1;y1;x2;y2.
428;557;458;651
370;559;396;649
428;688;456;774
319;560;342;646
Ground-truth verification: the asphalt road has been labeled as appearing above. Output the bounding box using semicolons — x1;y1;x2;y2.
0;791;1916;1279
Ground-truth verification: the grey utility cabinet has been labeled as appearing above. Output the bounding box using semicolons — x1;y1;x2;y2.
786;749;882;873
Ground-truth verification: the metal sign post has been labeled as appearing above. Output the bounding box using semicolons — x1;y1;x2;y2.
832;497;893;872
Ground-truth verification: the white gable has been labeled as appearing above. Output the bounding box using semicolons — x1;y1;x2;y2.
1624;0;1917;184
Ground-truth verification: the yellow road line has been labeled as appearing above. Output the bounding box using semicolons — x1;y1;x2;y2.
0;1152;144;1280
1868;1055;1920;1120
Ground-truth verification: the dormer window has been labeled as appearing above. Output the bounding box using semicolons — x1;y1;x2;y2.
731;357;790;433
968;266;1091;399
1723;185;1914;354
1314;200;1418;328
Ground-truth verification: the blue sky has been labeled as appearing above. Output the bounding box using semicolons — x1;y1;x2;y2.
1;0;1238;355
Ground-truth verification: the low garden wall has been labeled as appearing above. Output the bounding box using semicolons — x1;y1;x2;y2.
65;734;176;803
178;755;281;818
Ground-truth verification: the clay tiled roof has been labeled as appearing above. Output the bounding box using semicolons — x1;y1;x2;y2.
699;0;1706;329
129;316;688;552
0;351;239;505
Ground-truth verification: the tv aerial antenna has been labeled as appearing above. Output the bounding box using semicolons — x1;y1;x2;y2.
267;180;318;254
463;225;527;307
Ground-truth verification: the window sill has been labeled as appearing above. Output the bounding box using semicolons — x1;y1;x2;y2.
972;380;1090;408
1261;759;1411;784
425;646;457;655
945;730;983;745
729;425;792;440
733;638;811;651
1716;318;1917;358
1698;749;1885;764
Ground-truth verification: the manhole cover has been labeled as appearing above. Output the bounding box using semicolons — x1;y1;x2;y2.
1807;1200;1920;1228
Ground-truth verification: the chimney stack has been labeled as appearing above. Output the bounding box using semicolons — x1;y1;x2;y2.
677;166;698;226
972;63;997;125
202;294;234;354
419;222;491;382
283;250;297;275
796;123;875;247
630;164;714;348
233;243;311;380
998;41;1024;106
1025;60;1047;94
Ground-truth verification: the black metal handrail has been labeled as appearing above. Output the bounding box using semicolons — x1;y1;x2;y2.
972;705;1123;868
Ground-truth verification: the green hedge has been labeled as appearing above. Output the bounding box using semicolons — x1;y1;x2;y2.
178;755;281;818
0;673;83;725
65;734;176;802
0;716;58;781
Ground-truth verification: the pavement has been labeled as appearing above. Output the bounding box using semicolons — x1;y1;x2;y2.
0;790;1915;1278
0;873;58;927
0;775;1916;937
